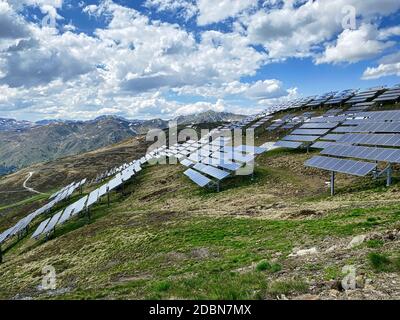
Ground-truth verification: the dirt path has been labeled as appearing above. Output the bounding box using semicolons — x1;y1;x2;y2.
22;172;43;194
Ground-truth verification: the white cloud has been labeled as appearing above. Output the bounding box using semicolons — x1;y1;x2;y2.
174;99;225;116
244;0;400;60
1;0;399;121
316;24;394;64
197;0;257;25
144;0;198;20
362;52;400;79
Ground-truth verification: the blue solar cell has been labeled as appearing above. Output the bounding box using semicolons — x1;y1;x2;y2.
283;135;320;142
321;145;400;163
193;163;230;180
31;219;50;239
42;211;63;235
184;169;212;187
300;122;338;129
291;129;330;135
305;156;376;176
274;141;303;149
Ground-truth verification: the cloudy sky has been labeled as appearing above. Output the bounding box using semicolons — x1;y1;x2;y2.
0;0;400;121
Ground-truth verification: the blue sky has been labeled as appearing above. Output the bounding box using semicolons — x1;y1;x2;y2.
0;0;400;121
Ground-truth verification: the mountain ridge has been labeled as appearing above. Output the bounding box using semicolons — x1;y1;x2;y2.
0;111;245;172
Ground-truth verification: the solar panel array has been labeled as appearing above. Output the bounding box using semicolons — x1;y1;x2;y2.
325;89;355;105
276;115;342;149
346;87;385;105
0;178;87;245
30;158;147;240
305;156;376;177
304;109;400;194
181;136;269;188
306;92;337;107
4;85;400;249
373;86;400;103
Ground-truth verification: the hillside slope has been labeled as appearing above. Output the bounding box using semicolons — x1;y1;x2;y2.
0;147;399;300
0;117;164;171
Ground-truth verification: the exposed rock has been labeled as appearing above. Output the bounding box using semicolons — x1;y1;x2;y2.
292;294;320;300
347;235;366;249
326;245;338;253
289;247;318;257
356;275;365;289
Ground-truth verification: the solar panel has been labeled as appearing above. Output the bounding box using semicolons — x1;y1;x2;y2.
234;145;267;154
334;123;400;133
337;133;400;147
320;134;344;141
87;189;100;207
188;152;205;162
356;111;400;121
42;211;63;235
193;163;230;180
310;141;346;149
32;219;50;239
180;159;194;167
321;145;400;163
184;169;212;187
300;122;339;129
283;135;320;142
292;129;330;135
107;176;123;191
70;196;88;216
274;140;303;149
201;157;242;171
0;226;15;244
305;156;376;176
98;184;108;197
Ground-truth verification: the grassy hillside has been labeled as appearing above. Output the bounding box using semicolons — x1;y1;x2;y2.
1;147;399;300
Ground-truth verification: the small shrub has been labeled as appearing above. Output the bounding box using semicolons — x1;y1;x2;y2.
256;260;271;271
154;281;171;292
256;260;282;273
368;252;400;272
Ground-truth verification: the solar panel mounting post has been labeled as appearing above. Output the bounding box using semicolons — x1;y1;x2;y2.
387;164;392;187
330;171;335;196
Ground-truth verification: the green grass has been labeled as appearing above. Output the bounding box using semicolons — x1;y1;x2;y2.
256;260;282;273
0;192;49;211
267;279;308;297
2;146;400;300
366;239;384;248
368;252;400;273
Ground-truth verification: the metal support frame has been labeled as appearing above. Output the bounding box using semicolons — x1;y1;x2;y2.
373;163;392;187
386;163;392;187
330;171;335;196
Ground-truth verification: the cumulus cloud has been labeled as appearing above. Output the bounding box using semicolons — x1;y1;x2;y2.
1;0;399;121
144;0;198;20
0;1;31;39
362;52;400;79
316;24;394;64
197;0;257;25
244;0;400;60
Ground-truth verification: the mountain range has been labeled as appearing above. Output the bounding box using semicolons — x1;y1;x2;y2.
0;111;244;173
